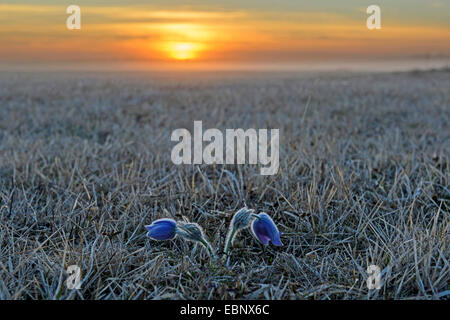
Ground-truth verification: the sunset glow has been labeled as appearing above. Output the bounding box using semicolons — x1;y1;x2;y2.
166;42;200;60
0;1;449;69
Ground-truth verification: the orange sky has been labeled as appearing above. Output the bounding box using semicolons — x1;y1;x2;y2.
0;2;449;69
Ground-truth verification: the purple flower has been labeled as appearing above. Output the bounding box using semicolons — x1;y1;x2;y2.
145;218;177;240
251;213;283;246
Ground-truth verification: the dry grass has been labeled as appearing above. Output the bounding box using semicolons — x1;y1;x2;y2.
0;69;448;300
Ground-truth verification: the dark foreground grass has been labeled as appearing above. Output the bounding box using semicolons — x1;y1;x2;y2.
0;69;448;299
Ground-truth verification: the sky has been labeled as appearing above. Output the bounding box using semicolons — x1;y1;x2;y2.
0;0;449;70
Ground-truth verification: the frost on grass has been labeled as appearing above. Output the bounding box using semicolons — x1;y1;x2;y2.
0;69;448;299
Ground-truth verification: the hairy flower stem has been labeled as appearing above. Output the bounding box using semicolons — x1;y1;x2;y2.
199;238;215;258
225;213;259;255
224;227;237;255
199;238;216;273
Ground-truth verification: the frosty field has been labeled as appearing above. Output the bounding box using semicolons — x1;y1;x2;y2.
0;69;448;299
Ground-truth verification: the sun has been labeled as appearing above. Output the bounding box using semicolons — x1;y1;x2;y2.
156;23;211;61
163;42;205;61
170;42;197;60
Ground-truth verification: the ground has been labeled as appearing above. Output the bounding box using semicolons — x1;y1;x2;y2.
0;69;448;299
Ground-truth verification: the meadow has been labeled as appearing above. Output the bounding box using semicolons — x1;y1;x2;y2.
0;68;448;299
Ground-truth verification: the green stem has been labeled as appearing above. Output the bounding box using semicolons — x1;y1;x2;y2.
199;239;216;273
224;227;237;255
200;238;214;257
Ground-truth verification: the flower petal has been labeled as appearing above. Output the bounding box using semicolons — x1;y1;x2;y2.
251;218;270;245
145;218;177;240
252;213;283;246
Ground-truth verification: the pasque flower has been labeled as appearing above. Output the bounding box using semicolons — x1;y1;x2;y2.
145;218;215;259
145;218;178;240
224;207;254;254
176;222;214;257
251;212;283;246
